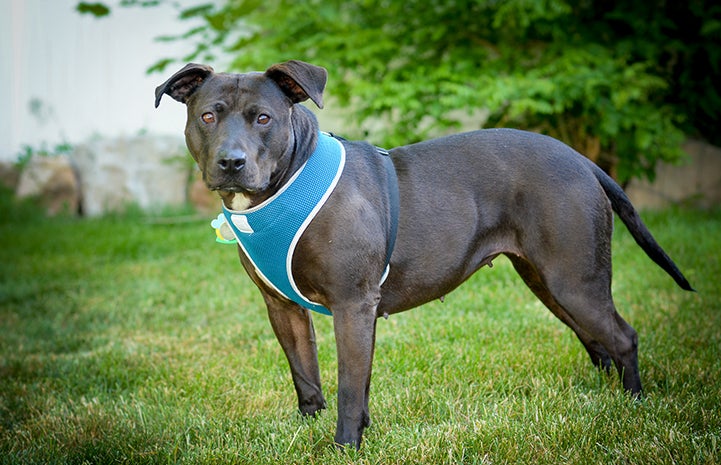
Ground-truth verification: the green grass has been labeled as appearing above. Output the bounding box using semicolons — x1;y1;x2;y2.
1;189;719;464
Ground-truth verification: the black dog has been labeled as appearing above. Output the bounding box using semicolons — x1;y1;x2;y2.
155;60;693;448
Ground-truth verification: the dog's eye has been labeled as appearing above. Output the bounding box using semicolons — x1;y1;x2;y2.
201;112;215;124
257;114;271;125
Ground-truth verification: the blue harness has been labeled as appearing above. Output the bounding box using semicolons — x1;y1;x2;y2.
216;132;399;316
221;132;344;315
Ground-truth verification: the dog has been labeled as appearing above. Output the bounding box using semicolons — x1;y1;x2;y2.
155;60;693;448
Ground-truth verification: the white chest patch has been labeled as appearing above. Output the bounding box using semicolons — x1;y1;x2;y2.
229;193;252;211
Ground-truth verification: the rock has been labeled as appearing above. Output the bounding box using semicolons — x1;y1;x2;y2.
0;161;20;190
15;155;80;215
71;135;189;216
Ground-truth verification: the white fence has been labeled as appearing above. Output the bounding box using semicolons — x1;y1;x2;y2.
0;0;198;161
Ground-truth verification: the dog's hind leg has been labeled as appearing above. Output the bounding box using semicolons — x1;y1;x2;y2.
514;251;642;395
265;296;327;417
506;254;613;373
549;280;641;395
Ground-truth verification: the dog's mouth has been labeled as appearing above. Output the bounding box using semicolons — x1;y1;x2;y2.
203;160;277;199
207;176;271;195
209;183;241;193
209;183;261;195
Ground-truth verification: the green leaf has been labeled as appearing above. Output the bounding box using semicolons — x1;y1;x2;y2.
179;3;215;19
75;2;111;17
146;58;175;74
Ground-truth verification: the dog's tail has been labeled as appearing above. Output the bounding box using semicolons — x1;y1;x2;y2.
590;162;695;291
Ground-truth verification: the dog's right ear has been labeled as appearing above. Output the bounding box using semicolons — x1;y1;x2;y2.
154;63;214;108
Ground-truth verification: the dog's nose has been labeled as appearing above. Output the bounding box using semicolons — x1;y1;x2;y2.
217;150;246;173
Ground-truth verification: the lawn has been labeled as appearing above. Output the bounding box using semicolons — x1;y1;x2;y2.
1;189;719;464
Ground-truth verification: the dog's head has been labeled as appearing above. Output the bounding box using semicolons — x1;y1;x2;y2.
155;60;327;208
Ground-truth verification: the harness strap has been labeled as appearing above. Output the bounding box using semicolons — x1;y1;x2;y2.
377;147;399;276
328;133;399;277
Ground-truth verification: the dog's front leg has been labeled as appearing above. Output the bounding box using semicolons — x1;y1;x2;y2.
332;302;378;449
265;296;326;417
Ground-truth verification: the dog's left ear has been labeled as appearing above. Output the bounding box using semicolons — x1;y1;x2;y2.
154;63;215;108
265;60;327;109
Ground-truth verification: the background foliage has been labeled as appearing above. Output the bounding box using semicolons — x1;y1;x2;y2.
80;0;721;182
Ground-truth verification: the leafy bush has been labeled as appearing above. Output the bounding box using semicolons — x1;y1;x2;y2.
80;0;721;183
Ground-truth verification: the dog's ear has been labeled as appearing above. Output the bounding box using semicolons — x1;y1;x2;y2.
154;63;214;108
265;60;327;109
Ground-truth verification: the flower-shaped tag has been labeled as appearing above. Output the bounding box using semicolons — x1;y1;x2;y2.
211;214;237;244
